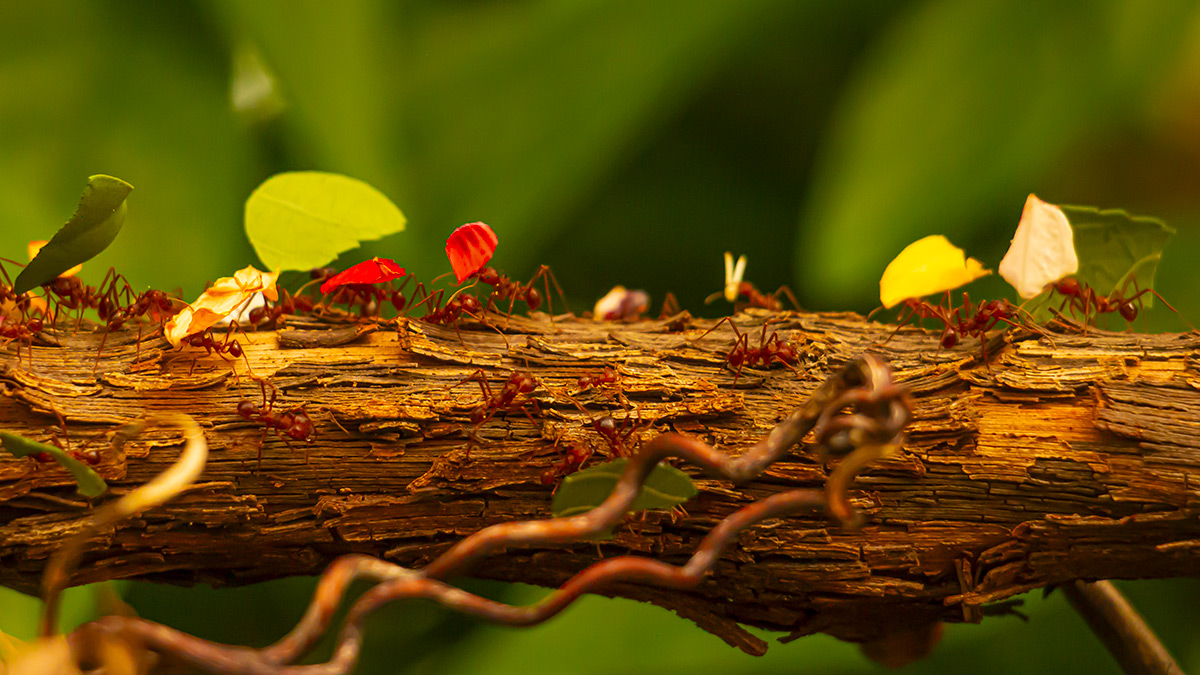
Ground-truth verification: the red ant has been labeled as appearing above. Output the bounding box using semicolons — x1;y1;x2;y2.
248;288;317;328
474;265;569;323
0;316;43;365
577;366;619;390
705;252;801;312
94;285;178;370
456;370;541;428
539;440;593;486
880;292;1044;363
1048;276;1188;331
695;318;799;388
237;380;316;469
590;411;647;457
28;416;101;466
182;325;251;376
938;294;1032;360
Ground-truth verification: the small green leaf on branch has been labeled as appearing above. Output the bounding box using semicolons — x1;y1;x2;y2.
13;175;134;295
0;432;107;498
551;458;698;518
245;171;406;272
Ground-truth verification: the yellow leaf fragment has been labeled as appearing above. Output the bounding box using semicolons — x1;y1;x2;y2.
879;235;991;308
998;194;1078;299
164;265;278;347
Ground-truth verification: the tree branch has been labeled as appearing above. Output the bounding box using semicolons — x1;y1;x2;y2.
2;310;1199;651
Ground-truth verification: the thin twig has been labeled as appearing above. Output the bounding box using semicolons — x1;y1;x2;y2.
1062;580;1184;675
41;413;208;637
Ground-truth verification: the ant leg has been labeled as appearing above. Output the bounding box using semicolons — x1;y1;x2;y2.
529;265;571;320
659;292;680;319
729;331;749;390
771;285;803;312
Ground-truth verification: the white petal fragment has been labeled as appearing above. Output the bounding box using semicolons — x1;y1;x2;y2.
999;194;1079;299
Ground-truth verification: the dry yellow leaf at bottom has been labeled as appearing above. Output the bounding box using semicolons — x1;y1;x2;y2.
879;235;991;308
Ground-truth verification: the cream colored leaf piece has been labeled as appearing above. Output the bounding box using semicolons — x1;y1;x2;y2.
998;194;1078;299
164;265;279;347
879;235;991;309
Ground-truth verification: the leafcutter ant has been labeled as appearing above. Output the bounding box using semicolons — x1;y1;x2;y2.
1048;276;1189;331
705;252;801;312
455;369;542;430
474;265;570;323
237;380;316;469
695;318;799;388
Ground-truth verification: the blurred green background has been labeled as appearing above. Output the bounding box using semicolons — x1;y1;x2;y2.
3;0;1200;672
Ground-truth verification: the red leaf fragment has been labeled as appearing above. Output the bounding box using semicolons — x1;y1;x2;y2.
445;222;498;284
319;257;407;295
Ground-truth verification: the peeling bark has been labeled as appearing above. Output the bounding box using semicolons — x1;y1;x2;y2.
2;310;1199;650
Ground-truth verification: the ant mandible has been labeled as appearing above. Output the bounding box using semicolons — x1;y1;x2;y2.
237;380;316;469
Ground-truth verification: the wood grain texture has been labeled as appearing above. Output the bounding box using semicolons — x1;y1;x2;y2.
2;309;1199;649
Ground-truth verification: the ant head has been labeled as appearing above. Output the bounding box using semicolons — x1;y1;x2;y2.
236;400;258;419
1119;301;1138;322
594;416;617;438
460;294;482;314
940;329;959;349
514;373;538;394
26;318;43;333
469;405;488;425
478;267;501;285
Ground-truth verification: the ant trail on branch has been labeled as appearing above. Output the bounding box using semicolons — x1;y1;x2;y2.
68;356;908;674
237;379;316;469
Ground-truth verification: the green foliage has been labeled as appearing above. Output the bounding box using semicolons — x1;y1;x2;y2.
1064;205;1175;305
796;0;1200;309
244;172;406;272
13;175;132;295
550;459;698;518
0;432;107;498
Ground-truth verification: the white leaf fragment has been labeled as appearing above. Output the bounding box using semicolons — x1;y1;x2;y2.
999;194;1078;299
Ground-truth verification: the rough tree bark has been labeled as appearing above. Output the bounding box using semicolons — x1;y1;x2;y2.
1;309;1198;655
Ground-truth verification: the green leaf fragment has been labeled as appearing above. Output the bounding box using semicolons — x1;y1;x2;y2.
1061;205;1174;307
1;432;107;498
551;458;698;518
13;175;133;295
244;171;406;272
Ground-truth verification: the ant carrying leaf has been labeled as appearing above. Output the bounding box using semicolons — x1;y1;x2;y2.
165;266;279;347
705;252;801;311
